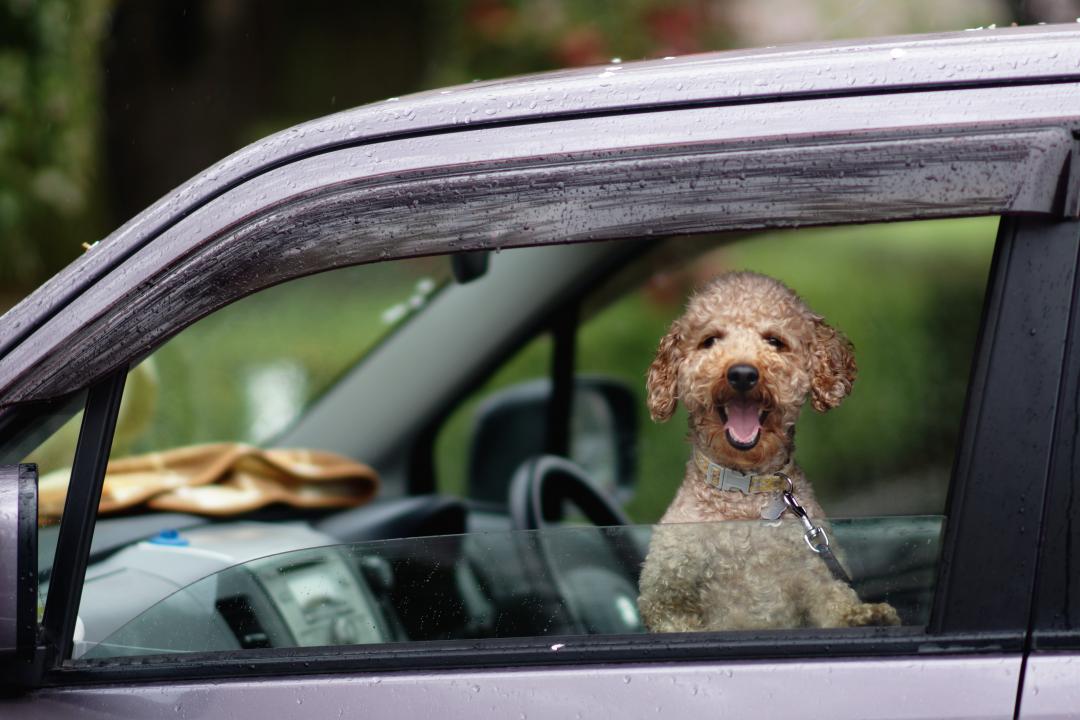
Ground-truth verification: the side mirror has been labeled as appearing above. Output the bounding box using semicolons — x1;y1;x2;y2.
0;464;37;681
467;376;637;505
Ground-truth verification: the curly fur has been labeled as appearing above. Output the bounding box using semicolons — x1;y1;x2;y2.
638;272;899;631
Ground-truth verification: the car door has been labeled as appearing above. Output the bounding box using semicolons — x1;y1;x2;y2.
1;29;1079;719
4;219;1074;720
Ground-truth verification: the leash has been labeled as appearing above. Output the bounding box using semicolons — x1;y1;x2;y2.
773;472;852;585
694;450;853;585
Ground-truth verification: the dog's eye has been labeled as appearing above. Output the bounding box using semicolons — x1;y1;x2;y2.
764;335;786;350
700;335;722;349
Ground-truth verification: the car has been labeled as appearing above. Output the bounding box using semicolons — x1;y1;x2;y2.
1;23;1079;718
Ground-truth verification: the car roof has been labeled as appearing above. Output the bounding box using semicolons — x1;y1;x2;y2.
1;23;1079;408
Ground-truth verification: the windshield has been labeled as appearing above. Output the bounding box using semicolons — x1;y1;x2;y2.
81;517;941;660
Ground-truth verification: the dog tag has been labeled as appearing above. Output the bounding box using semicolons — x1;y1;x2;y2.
760;494;787;521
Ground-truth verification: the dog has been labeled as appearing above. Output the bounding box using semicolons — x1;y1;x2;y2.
637;271;899;632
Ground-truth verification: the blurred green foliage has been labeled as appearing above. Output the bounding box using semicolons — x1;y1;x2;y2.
0;0;112;297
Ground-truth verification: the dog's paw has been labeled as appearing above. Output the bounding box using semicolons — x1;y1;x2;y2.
843;602;901;627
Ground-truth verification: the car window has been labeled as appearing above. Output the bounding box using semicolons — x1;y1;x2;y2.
80;518;940;660
67;217;995;664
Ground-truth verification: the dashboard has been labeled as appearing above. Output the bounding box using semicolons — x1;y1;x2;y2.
73;521;392;658
249;549;387;648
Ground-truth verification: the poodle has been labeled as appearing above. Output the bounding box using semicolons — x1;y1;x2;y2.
637;271;899;632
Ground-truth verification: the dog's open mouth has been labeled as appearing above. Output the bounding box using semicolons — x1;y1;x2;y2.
718;398;768;450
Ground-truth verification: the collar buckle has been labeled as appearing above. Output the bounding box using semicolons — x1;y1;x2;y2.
699;450;753;493
719;470;751;493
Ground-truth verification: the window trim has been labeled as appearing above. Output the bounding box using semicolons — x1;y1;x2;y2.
39;370;126;670
56;627;1012;686
1030;217;1080;651
929;216;1078;635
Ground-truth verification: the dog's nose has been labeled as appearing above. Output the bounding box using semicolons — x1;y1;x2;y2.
727;364;759;392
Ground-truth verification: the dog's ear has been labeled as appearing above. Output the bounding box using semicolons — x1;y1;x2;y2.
647;324;684;422
809;316;857;413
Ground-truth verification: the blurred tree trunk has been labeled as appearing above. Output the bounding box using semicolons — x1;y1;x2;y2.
102;0;433;230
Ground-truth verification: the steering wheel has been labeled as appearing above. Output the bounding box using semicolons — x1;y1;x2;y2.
508;455;645;635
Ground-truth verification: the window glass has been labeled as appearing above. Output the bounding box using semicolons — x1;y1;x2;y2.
81;517;940;660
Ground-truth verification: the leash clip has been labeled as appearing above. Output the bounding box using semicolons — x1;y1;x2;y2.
775;472;830;554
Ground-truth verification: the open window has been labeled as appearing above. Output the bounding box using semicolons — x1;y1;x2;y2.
50;214;1004;665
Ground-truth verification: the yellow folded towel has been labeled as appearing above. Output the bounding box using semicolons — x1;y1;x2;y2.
39;443;379;520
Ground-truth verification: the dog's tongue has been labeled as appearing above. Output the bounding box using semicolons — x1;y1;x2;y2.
726;399;761;443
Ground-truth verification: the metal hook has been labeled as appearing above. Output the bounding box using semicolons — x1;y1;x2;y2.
774;471;794;494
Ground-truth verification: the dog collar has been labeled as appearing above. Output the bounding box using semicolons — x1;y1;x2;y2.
693;449;788;494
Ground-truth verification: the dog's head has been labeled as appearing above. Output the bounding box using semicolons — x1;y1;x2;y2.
646;272;855;472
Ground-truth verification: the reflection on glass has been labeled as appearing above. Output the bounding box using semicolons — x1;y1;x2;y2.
81;517;941;660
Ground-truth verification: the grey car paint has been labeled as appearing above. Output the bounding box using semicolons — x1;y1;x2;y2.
1018;654;1080;719
9;656;1022;720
